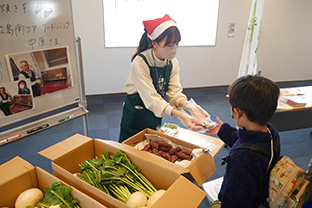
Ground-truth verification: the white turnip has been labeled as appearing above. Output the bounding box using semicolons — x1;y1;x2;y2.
15;188;44;208
126;191;148;208
147;189;166;207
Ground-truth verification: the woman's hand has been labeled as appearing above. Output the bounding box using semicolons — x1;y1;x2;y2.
183;100;208;123
207;116;223;135
171;109;205;132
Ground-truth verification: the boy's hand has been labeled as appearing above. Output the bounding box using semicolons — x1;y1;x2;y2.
207;116;223;135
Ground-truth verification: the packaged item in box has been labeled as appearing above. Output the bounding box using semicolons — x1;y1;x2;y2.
158;123;179;136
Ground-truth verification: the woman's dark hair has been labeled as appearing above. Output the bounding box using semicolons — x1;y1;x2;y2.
131;26;181;62
228;75;280;125
18;80;27;87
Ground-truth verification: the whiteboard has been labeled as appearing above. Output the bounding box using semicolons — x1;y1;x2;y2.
0;0;81;128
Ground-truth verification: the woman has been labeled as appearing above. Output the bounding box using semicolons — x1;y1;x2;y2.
0;87;12;116
18;80;31;95
119;14;207;142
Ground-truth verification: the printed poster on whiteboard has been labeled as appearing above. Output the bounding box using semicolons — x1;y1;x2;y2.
6;47;73;97
0;79;34;117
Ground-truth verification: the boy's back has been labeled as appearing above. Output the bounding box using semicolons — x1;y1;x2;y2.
208;75;281;207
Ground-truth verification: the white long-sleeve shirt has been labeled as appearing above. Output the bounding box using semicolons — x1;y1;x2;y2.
125;48;186;118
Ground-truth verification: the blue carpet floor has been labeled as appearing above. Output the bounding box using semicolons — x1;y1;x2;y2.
1;81;312;207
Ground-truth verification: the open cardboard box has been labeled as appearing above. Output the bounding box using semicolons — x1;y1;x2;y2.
122;128;216;186
39;134;207;208
0;156;107;208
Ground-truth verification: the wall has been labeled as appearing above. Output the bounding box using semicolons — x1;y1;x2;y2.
258;0;312;81
72;0;312;95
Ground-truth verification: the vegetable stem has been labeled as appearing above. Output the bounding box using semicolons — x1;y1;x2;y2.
50;190;72;208
78;150;157;203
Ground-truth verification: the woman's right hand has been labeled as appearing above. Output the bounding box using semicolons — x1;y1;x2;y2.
172;109;205;132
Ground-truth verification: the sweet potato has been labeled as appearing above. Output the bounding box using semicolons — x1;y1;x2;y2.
181;148;192;155
168;147;178;155
176;151;190;160
186;155;193;161
170;155;178;163
175;147;182;152
152;148;159;155
150;140;159;149
162;152;171;160
159;146;170;152
157;140;171;147
142;144;151;151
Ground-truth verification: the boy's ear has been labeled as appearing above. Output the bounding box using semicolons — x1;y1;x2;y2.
232;107;242;118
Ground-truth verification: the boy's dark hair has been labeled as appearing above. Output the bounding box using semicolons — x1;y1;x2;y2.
228;75;280;126
131;26;181;62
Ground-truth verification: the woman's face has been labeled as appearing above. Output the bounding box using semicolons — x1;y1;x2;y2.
153;37;179;60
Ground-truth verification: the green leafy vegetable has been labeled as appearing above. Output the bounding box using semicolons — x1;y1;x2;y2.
77;150;157;203
27;182;80;208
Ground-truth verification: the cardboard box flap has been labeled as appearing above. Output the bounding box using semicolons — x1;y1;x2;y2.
187;151;216;186
0;156;35;185
152;176;206;208
0;157;38;206
39;134;92;160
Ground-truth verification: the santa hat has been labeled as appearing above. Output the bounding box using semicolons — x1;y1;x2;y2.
143;14;177;41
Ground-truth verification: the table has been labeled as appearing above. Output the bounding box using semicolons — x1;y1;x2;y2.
269;86;312;132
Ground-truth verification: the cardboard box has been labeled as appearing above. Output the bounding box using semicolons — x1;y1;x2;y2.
173;127;225;158
0;156;107;208
123;128;216;186
39;134;207;208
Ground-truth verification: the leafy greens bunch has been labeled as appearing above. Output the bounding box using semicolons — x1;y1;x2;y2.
27;181;80;208
77;150;157;203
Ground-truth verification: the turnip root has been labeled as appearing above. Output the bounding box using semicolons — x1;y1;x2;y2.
73;172;81;177
15;188;43;208
126;191;147;208
147;189;166;207
49;205;61;208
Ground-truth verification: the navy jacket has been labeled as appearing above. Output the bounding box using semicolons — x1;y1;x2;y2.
217;123;280;208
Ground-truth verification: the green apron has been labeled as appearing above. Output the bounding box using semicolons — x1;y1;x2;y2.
119;54;172;142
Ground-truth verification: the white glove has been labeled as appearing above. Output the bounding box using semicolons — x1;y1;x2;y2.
173;109;205;132
183;98;217;130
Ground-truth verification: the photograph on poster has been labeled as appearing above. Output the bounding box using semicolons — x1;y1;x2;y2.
0;79;34;117
6;47;73;97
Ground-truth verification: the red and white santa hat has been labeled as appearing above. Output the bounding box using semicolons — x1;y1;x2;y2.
143;14;177;41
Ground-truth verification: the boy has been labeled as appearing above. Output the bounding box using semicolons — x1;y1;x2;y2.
208;75;280;207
